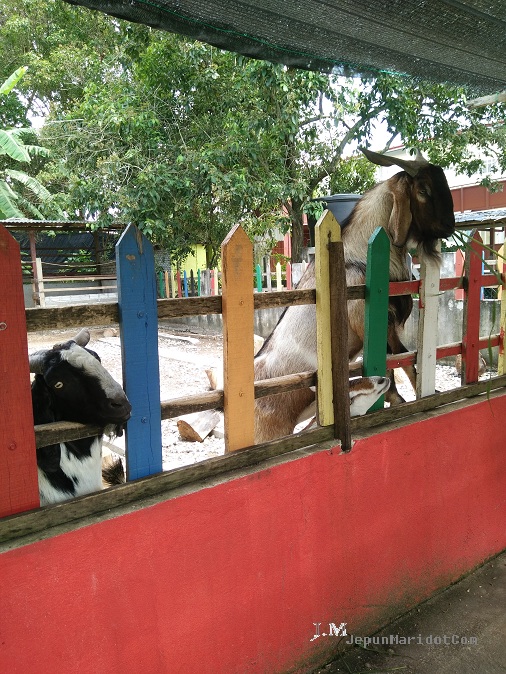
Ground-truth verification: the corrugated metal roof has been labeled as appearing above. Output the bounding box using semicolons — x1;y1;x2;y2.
1;220;125;231
455;209;506;226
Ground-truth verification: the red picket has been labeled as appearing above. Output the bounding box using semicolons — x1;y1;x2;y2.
0;225;39;516
286;262;292;290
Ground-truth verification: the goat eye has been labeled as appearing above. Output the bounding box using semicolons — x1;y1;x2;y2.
54;381;64;389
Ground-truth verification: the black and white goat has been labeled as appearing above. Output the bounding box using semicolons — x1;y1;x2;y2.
29;328;131;506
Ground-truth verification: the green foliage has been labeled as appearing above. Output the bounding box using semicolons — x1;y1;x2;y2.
0;0;131;118
0;68;60;219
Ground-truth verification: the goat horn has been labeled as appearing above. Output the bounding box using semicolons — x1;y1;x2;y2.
73;328;91;347
361;147;429;177
28;350;46;374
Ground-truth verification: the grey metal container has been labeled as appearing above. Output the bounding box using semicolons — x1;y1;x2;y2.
314;193;362;224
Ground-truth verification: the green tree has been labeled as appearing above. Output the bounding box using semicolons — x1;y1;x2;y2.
29;17;506;261
0;66;60;219
0;0;138;120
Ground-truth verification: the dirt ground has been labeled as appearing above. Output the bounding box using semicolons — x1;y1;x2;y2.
27;322;494;472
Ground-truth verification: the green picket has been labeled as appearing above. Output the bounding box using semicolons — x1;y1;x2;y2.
158;270;165;298
363;227;390;411
255;264;262;292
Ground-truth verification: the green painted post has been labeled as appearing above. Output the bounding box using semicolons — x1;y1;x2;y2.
158;270;165;298
363;227;390;411
255;264;262;292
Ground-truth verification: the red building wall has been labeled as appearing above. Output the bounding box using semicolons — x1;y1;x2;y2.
452;180;506;212
1;394;505;674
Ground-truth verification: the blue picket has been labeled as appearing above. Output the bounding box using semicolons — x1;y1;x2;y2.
116;224;162;480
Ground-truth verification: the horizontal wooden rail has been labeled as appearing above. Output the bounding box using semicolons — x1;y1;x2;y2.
35;372;318;446
389;280;420;296
34;421;103;448
40;286;117;294
24;273;506;332
35;330;503;445
382;334;501;370
8;378;506;547
0;425;335;545
26;303;119;332
41;275;117;282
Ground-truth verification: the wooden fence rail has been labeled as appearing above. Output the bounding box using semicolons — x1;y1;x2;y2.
1;214;505;522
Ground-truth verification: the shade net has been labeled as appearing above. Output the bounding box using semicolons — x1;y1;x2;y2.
64;0;506;94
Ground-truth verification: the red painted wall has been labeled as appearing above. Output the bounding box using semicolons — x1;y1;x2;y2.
452;180;506;212
1;395;506;674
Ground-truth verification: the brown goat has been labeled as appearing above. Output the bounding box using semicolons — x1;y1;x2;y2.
254;149;455;443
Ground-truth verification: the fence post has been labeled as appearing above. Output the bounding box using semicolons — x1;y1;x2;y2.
264;256;272;292
461;230;483;384
416;242;441;397
221;225;255;452
286;262;292;290
158;270;165;298
34;257;46;307
363;227;390;411
0;225;40;516
276;262;282;290
455;249;465;300
329;238;352;450
202;269;209;296
315;209;341;429
255;264;262;292
116;224;162;480
171;267;177;298
498;244;506;376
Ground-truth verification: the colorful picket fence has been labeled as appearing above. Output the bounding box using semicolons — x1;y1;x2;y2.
158;259;298;297
1;210;506;521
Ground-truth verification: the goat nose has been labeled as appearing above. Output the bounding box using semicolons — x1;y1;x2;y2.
107;398;132;415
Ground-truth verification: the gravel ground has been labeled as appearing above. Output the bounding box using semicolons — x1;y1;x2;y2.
27;325;494;473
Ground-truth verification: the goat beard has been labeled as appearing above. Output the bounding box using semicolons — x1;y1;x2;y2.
404;231;442;262
417;237;443;261
104;423;125;439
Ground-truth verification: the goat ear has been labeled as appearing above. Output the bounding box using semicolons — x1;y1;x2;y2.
29;350;47;374
388;179;412;247
361;147;429;178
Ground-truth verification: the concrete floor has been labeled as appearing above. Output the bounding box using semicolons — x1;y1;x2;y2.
317;549;506;674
